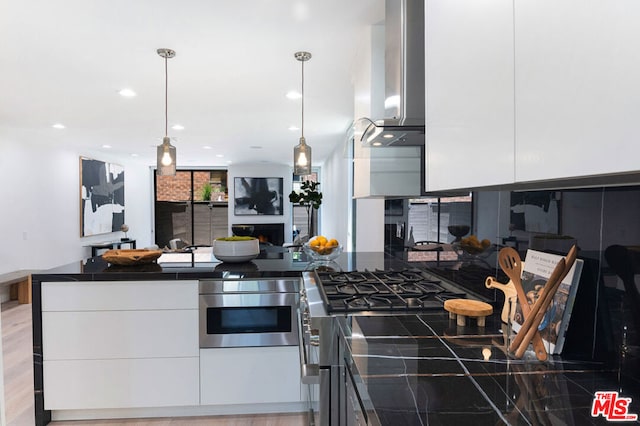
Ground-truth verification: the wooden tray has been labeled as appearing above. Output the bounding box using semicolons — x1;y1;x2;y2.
102;249;163;266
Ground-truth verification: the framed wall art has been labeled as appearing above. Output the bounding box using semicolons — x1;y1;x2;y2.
234;177;283;215
510;191;560;234
80;157;125;236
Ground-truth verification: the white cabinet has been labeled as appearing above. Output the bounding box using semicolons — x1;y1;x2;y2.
41;280;197;311
200;346;301;405
425;0;515;191
44;358;199;410
42;310;198;360
514;0;640;182
41;280;199;410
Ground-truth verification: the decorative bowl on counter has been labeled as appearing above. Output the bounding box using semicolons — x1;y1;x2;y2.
303;242;343;262
231;225;254;237
102;249;163;266
447;225;471;242
212;236;260;263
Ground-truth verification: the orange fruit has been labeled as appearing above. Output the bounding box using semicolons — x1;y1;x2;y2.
327;238;339;248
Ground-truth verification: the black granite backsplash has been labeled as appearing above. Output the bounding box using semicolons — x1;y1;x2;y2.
395;185;640;364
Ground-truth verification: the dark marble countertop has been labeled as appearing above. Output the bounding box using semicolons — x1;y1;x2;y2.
30;251;419;282
335;313;640;425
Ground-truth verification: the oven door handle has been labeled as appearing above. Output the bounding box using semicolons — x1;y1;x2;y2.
298;316;320;385
301;363;320;385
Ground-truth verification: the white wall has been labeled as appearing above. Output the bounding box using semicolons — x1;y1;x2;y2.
320;140;351;249
227;164;293;243
0;127;299;278
0;129;154;274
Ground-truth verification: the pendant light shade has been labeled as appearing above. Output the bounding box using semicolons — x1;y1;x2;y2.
294;136;311;175
156;48;177;176
293;51;312;176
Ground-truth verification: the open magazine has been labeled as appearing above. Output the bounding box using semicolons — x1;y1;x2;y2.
512;249;584;354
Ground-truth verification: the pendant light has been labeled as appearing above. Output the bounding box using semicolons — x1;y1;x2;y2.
156;48;177;176
293;51;312;176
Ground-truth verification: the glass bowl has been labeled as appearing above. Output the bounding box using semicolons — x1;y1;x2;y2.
303;243;343;261
456;242;488;255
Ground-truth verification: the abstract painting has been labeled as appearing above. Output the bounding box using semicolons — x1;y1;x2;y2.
234;177;283;215
510;191;559;234
80;157;125;236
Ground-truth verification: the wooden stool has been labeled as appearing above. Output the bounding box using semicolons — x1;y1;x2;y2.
444;299;493;327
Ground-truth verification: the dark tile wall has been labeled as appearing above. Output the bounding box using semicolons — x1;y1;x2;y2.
477;185;640;361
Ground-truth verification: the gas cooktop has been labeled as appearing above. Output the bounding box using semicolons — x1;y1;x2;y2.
314;269;467;313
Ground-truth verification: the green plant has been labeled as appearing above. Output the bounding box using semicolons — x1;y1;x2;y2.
201;182;213;201
289;180;322;237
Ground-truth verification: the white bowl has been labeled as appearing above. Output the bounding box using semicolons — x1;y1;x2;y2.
213;237;260;263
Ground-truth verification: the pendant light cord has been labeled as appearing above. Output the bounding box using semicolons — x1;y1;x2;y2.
301;59;305;139
164;56;168;138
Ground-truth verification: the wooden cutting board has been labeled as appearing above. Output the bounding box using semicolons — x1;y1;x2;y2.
444;299;493;327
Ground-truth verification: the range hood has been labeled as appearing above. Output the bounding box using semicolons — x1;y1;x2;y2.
356;0;425;147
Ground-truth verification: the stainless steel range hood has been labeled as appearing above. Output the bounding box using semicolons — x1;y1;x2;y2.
357;0;425;147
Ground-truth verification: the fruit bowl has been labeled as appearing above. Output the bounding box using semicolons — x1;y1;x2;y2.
457;242;489;255
454;236;492;255
303;243;343;261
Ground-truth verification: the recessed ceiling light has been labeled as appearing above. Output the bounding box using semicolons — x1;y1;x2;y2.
216;154;224;158
372;142;383;147
203;145;212;150
52;123;65;129
102;144;112;149
118;88;137;97
226;160;232;164
383;133;394;139
131;153;139;157
172;124;184;130
286;91;302;100
288;125;299;131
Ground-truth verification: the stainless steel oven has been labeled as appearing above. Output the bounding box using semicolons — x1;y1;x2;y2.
300;272;341;426
199;279;299;348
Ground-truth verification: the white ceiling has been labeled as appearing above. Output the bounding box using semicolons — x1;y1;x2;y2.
0;0;384;168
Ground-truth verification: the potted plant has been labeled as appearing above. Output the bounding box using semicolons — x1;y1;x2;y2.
201;182;213;201
289;180;322;238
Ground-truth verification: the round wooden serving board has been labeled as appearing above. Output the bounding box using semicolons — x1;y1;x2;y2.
444;299;493;327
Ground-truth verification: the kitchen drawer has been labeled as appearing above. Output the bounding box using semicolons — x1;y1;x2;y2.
43;310;198;360
41;280;198;311
200;346;301;405
43;357;199;410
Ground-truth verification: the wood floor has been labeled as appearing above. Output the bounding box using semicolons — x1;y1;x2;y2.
1;301;307;425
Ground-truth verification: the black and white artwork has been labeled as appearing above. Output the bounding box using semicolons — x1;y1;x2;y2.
234;177;283;215
80;157;125;236
510;191;559;234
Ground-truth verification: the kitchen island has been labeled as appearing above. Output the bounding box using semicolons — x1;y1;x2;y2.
30;251;415;426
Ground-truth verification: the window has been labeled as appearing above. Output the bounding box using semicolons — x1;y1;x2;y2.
154;170;228;248
409;194;473;243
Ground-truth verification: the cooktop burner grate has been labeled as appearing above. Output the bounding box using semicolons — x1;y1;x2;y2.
315;269;466;313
